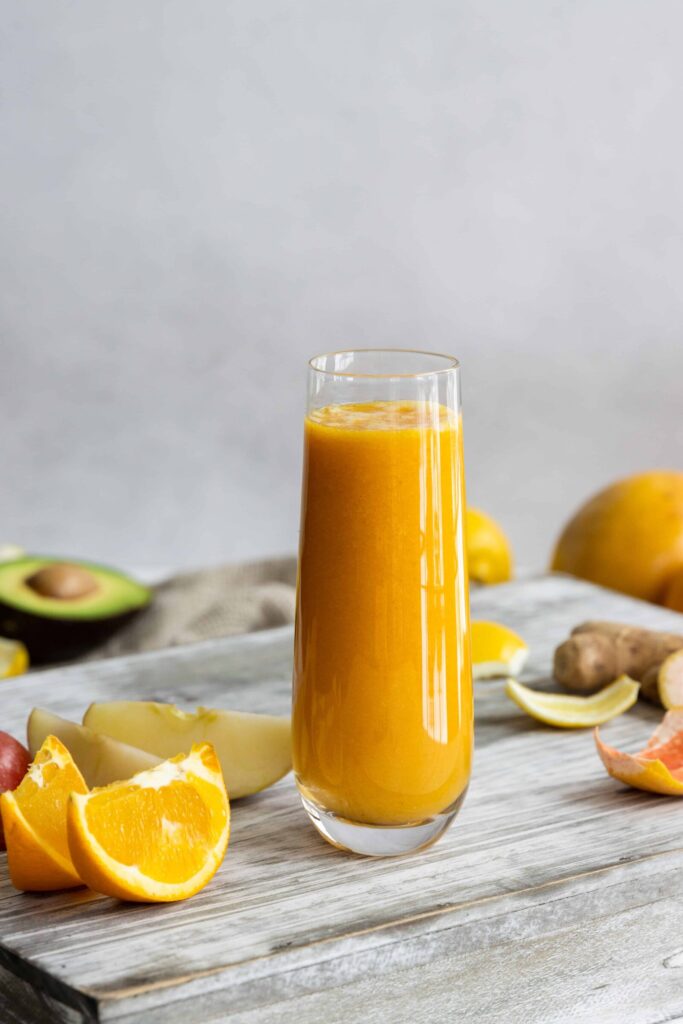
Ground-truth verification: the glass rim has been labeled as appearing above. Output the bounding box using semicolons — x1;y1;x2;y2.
308;348;460;380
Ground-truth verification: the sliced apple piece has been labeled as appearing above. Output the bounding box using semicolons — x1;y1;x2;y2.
28;708;160;788
83;702;292;799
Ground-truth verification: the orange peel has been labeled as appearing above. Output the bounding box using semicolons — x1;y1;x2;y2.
594;709;683;795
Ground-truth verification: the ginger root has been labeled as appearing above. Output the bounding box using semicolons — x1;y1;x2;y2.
554;620;683;706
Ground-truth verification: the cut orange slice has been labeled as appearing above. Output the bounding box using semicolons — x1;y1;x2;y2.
0;734;87;891
595;709;683;795
66;743;230;902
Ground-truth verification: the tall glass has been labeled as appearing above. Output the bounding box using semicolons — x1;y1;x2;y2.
292;350;472;857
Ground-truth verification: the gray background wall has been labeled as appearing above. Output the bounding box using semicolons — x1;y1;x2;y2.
2;1;683;572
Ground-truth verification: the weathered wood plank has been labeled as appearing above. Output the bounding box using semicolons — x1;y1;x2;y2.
106;849;683;1024
0;960;90;1024
1;575;683;1023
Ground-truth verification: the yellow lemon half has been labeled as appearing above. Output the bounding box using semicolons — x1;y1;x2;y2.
467;508;513;585
0;638;29;679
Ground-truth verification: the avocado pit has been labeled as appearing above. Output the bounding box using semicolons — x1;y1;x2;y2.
26;564;100;601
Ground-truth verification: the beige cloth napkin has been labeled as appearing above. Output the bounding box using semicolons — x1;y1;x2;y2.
84;556;297;661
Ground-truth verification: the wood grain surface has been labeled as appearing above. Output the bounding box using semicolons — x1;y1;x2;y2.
2;575;683;1023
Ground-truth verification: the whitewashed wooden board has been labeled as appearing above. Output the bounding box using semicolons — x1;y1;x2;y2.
2;574;683;1024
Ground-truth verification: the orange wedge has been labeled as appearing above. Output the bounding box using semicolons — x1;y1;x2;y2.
0;734;87;891
595;709;683;795
66;743;230;903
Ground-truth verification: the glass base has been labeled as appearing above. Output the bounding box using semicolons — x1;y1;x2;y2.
299;788;468;857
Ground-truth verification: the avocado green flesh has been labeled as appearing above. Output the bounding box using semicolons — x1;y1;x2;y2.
0;558;151;621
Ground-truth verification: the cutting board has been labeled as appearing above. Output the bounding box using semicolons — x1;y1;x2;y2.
2;575;683;1024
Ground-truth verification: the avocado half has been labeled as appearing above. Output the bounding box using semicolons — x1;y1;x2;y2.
0;557;152;664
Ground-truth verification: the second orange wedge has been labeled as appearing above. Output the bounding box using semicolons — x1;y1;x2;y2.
66;743;230;903
0;735;87;891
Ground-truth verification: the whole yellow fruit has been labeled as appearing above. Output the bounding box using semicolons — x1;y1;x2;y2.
466;508;513;584
551;471;683;608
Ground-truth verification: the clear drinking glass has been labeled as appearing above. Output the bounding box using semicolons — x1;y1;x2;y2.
292;349;473;856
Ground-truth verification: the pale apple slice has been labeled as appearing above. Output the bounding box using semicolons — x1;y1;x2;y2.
83;702;292;799
27;708;161;788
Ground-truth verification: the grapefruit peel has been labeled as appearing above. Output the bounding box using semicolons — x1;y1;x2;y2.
595;709;683;795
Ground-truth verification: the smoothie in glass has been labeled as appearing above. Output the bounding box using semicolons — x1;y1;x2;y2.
293;397;472;832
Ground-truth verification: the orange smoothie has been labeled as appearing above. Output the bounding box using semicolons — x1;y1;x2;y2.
292;400;472;826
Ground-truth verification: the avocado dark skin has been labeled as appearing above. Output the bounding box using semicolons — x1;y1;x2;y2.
0;557;153;665
0;605;142;665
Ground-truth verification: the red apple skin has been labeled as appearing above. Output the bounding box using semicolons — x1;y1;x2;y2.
0;731;31;849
